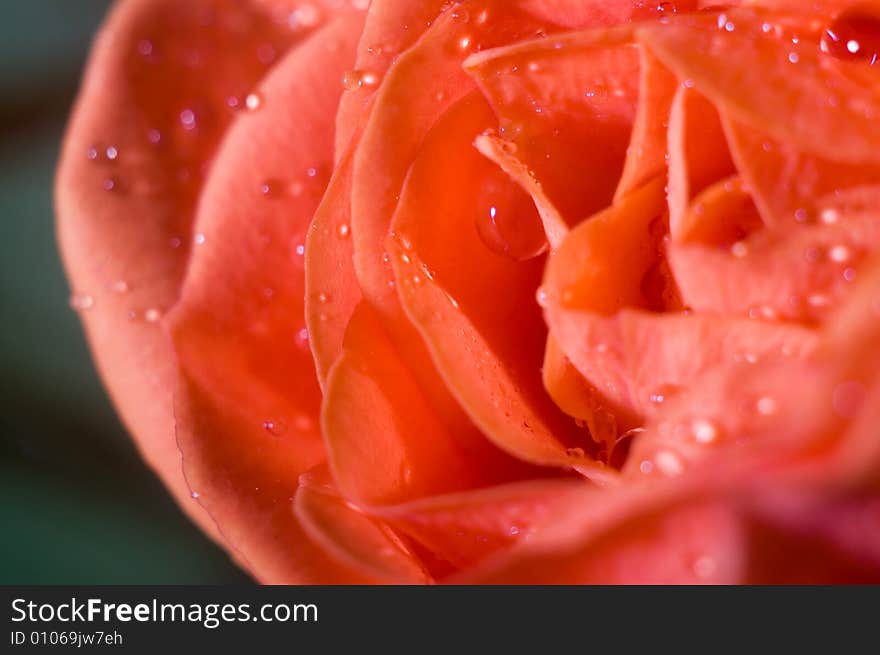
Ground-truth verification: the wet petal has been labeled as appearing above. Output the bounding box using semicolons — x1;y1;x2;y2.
666;84;736;238
387;93;610;478
322;302;535;506
294;466;432;583
466;26;639;224
638;8;880;164
379;479;589;571
56;0;324;546
167;13;364;582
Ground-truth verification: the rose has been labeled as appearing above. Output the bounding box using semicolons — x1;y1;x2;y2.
57;0;880;583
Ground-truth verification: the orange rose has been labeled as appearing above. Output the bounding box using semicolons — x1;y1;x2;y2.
58;0;880;583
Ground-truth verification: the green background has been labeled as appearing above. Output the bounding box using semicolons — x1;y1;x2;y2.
0;1;249;584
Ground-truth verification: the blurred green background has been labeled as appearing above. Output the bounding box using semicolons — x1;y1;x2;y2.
0;1;249;584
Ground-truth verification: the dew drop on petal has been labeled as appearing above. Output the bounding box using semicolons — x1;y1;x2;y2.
755;396;777;416
144;307;162;323
821;4;880;64
295;327;310;349
245;92;262;111
654;450;684;476
262;420;288;436
691;418;719;444
179;108;197;129
473;171;548;261
69;294;94;311
692;555;717;579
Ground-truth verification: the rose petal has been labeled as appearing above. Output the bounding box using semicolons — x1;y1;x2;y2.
378;479;590;571
666;84;736;238
465;26;639;224
334;0;450;158
461;479;746;584
671;207;880;323
638;8;880;164
305;141;362;386
674;175;763;247
473;132;568;249
722;117;880;228
386;93;611;478
294;465;432;584
56;0;318;549
322;302;535;506
167;12;365;582
541;336;638;450
615;47;678;200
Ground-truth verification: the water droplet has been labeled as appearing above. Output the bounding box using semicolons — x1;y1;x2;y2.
262;420;288;436
821;4;880;64
147;129;162;144
692;555;717;579
654;450;684;476
191;490;200;499
820;208;840;225
245;92;262;111
337;223;350;239
143;308;162;323
110;280;129;293
179;108;197;130
102;177;118;192
342;69;380;91
256;43;277;65
788;52;800;64
259;178;283;197
194;233;206;245
318;292;329;303
639;459;654;475
295;327;310;349
756;396;777;416
69;294;94;311
169;236;182;249
691;418;719;444
535;286;549;307
829;245;851;262
105;146;118;160
137;39;153;56
288;3;320;30
474;171;548;261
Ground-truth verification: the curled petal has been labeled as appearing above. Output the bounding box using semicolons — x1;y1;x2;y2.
638;9;880;164
322;302;534;506
56;0;319;546
294;466;432;584
167;13;364;582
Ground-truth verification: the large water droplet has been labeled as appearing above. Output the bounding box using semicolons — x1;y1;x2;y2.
821;4;880;64
473;171;548;261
